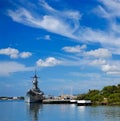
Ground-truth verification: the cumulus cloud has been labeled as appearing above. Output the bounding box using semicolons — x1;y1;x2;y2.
62;45;86;53
0;61;34;76
19;52;32;58
0;47;19;58
101;64;120;75
0;47;32;59
101;64;120;72
36;57;62;67
85;48;112;58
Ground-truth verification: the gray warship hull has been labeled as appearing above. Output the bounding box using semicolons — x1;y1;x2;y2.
25;90;44;103
25;95;43;103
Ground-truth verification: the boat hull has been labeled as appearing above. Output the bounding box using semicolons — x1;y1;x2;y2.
77;100;92;106
25;90;44;103
25;94;43;103
70;100;77;104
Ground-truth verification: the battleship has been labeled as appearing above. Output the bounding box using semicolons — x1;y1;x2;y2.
25;73;44;103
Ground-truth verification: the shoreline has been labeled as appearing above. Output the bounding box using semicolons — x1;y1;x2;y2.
0;96;24;101
0;98;120;106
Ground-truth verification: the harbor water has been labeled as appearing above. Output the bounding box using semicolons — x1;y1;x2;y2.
0;100;120;121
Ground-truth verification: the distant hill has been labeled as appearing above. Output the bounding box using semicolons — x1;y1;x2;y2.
77;84;120;105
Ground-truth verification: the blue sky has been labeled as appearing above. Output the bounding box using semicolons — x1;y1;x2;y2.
0;0;120;96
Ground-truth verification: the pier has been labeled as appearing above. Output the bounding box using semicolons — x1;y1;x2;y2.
43;99;71;104
43;99;92;105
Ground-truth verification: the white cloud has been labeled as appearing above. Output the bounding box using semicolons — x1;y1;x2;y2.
0;47;19;58
40;0;56;12
102;64;119;72
98;0;120;18
36;35;51;40
0;61;34;76
106;71;120;75
95;5;110;18
6;0;120;55
7;1;80;40
90;59;106;66
62;45;86;53
85;48;112;58
0;47;32;59
7;8;74;39
36;57;62;67
40;0;81;20
101;63;120;75
19;52;32;58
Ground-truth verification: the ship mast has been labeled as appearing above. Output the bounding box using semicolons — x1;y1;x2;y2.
32;71;39;91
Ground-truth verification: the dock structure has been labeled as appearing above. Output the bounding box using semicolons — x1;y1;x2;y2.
43;99;92;105
43;99;70;104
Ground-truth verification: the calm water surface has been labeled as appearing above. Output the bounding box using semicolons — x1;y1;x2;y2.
0;100;120;121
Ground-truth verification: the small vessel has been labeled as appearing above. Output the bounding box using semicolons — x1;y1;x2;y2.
25;73;44;103
70;99;77;104
77;100;92;106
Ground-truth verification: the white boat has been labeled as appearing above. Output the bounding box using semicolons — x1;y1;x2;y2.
25;74;44;103
77;100;92;106
70;99;77;104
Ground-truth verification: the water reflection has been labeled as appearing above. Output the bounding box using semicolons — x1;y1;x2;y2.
26;103;42;121
78;106;86;113
89;106;120;121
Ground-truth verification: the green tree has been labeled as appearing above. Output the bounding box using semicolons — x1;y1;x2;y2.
77;84;120;105
77;94;87;100
101;85;117;97
108;93;120;105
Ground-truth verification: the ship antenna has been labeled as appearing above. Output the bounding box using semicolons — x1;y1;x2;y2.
33;69;40;78
35;69;37;76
